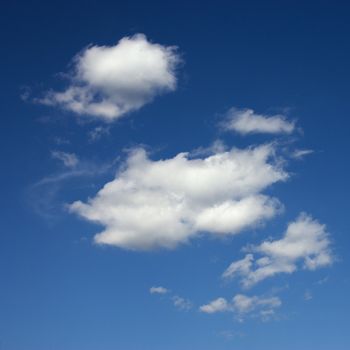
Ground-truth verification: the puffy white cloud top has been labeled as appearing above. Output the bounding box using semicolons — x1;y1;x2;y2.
40;34;179;121
69;144;287;250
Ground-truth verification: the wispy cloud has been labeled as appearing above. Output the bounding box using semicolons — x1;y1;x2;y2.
88;126;110;142
291;149;314;159
304;290;313;301
172;296;193;311
28;156;116;219
217;330;246;341
51;150;79;168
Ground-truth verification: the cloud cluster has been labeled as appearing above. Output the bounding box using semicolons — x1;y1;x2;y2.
29;31;335;326
223;108;295;135
222;213;333;288
69;144;287;250
200;294;281;321
40;34;179;121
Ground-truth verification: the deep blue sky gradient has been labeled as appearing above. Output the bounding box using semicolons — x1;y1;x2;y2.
0;1;349;349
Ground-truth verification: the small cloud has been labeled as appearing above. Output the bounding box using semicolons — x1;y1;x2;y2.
88;126;110;142
259;309;276;322
51;150;79;168
222;107;295;135
149;286;169;295
199;297;229;314
316;276;329;285
291;149;314;159
304;290;313;301
172;296;192;311
20;86;31;101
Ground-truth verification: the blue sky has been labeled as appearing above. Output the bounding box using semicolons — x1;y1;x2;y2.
1;1;350;349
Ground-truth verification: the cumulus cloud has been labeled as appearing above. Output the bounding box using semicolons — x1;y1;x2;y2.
222;213;333;288
39;34;179;121
223;108;295;135
69;144;287;250
51;150;79;168
150;286;169;294
200;294;281;321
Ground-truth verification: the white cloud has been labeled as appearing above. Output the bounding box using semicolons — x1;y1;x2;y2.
39;34;179;121
69;144;287;250
51;150;79;168
291;149;314;159
223;108;295;135
199;297;229;314
172;296;192;310
232;294;281;314
149;286;169;294
200;294;281;321
222;213;333;288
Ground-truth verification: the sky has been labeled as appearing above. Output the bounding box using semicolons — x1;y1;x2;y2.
0;1;350;349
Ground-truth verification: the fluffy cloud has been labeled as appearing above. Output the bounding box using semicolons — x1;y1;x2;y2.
51;150;79;168
200;294;281;321
222;213;333;288
223;108;295;135
69;144;287;250
149;286;169;294
40;34;179;121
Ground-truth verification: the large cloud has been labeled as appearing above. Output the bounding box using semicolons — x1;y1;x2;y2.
40;34;179;121
222;213;333;288
223;108;295;135
69;144;287;250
